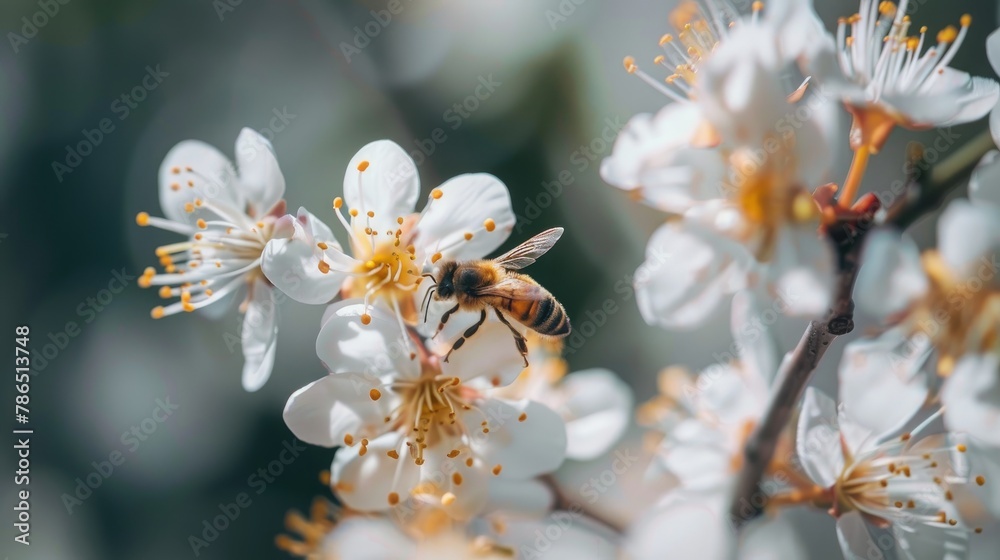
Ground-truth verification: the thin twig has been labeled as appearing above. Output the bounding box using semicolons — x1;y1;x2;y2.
726;130;995;528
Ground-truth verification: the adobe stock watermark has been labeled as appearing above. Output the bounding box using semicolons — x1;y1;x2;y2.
52;65;169;183
7;0;72;53
32;268;136;374
187;439;307;556
339;0;415;63
61;397;180;514
546;0;588;30
515;116;623;233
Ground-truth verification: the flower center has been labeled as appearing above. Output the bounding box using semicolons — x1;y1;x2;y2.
834;435;984;533
901;251;1000;375
837;1;972;121
136;167;278;319
728;144;819;261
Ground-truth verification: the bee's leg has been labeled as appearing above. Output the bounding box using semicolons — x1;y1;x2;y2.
443;309;487;363
494;309;529;368
434;304;461;338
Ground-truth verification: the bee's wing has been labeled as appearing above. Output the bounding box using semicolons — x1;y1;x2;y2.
492;227;564;270
471;277;549;301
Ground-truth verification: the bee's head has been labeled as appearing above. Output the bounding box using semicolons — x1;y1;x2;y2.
433;261;458;299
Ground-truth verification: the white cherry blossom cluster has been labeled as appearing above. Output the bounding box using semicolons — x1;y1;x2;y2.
132;0;1000;557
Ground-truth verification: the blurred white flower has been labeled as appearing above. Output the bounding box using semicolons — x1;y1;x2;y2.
852;169;1000;444
796;387;994;559
601;0;831;211
277;496;618;560
135;128;286;391
630;22;839;329
624;490;805;560
641;293;783;492
262;139;515;330
988;29;1000;144
283;301;565;518
491;336;634;461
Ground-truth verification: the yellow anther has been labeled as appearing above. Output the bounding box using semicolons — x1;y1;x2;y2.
937;26;958;44
483;218;496;232
387;450;399;459
182;302;195;312
518;412;527;422
369;388;382;401
171;166;181;174
360;314;372;325
170;183;180;191
492;465;502;476
388;492;400;505
623;56;637;73
333;197;343;209
441;492;456;506
977;475;986;486
447;449;461;458
464;232;474;241
138;276;152;289
878;1;896;16
654;55;665;65
960;14;971;27
431;252;443;264
431;188;443;200
317;242;328;250
452;472;463;485
349;208;359;217
752;1;764;12
466;458;474;467
357;160;370;172
659;34;673;46
907;37;920;50
196;218;207;229
159;286;172;298
318;261;331;274
150;306;165;319
184;203;195;213
135;212;150;226
958;444;968;453
344;434;354;446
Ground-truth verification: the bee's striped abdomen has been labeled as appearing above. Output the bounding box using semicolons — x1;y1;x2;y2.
504;294;570;338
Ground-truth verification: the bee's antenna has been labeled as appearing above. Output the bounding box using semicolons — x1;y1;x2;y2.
421;273;436;281
421;287;437;323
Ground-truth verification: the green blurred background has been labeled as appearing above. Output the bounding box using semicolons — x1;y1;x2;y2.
0;0;996;558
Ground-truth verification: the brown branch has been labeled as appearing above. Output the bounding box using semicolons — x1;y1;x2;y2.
726;130;994;528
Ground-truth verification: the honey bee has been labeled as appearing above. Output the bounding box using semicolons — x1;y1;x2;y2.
423;227;571;367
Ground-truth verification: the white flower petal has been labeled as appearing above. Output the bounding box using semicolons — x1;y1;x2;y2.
835;512;892;560
316;301;420;379
662;419;733;491
989;29;1000;76
466;398;566;479
437;319;525;387
331;431;420;512
483;478;554;516
731;291;778;384
322;517;411;560
937;74;999;127
560;369;634;461
414;173;515;261
739;511;808;560
796;387;843;488
969;150;1000;210
625;495;731;560
600;103;726;213
234;127;285;215
262;209;352;305
894;522;969;560
942;354;1000;447
839;331;931;439
241;279;278;392
283;373;389;447
938;200;1000;279
855;230;929;319
418;444;490;520
635;220;747;329
766;224;834;317
344;140;419;233
158;139;241;225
